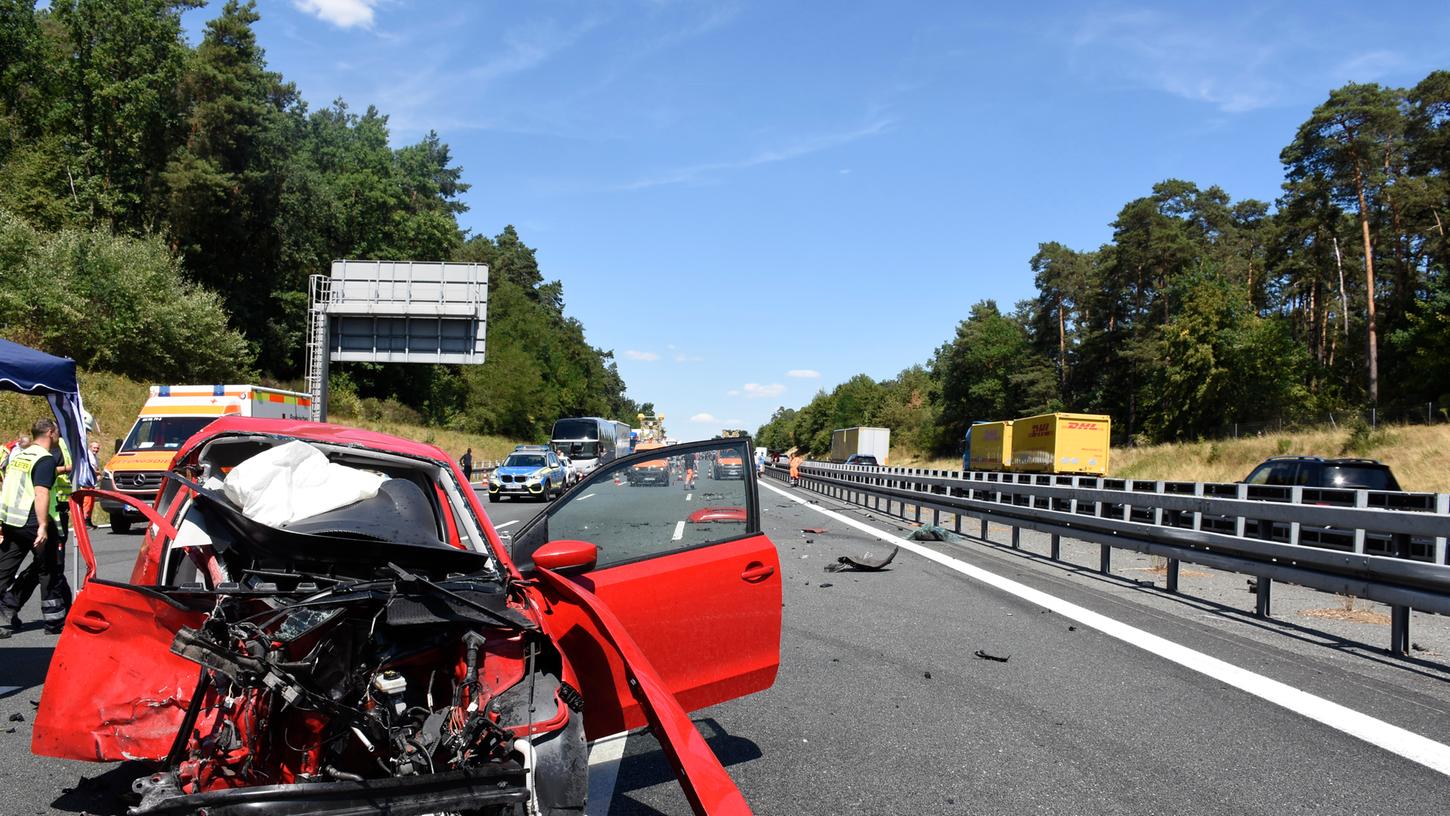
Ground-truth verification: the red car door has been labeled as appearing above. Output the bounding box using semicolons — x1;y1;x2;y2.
512;438;781;739
32;490;207;761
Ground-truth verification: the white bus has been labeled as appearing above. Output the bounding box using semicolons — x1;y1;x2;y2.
549;417;631;476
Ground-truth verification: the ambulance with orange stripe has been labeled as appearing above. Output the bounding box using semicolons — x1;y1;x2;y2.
99;385;311;533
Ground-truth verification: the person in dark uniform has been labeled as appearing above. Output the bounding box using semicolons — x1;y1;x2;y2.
0;418;65;636
460;448;474;482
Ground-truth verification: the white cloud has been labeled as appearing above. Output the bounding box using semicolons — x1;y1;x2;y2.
786;369;821;379
674;353;704;363
293;0;379;29
618;117;894;190
689;413;718;423
742;383;786;399
623;350;660;361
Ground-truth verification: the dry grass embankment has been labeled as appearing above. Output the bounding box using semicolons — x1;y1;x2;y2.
891;423;1450;493
0;370;523;465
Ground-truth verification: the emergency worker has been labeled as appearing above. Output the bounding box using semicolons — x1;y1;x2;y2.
8;433;74;632
681;450;696;490
789;452;803;486
0;419;63;637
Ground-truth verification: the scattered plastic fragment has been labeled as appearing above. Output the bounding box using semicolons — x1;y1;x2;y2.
819;583;833;588
802;527;827;535
974;650;1010;663
824;545;899;573
923;671;932;679
8;712;24;722
1068;626;1078;632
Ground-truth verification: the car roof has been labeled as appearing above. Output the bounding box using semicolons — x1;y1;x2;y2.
176;416;451;463
1260;456;1388;466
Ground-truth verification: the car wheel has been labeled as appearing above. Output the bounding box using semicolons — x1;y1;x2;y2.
540;480;552;502
109;513;132;535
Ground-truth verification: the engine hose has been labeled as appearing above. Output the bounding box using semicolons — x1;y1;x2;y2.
323;765;365;782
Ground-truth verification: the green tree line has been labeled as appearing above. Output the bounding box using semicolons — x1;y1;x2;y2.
759;73;1450;455
0;0;635;440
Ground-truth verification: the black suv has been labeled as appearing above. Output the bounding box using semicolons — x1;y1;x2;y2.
1242;456;1401;491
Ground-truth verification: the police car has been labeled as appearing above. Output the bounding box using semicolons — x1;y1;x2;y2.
488;445;569;502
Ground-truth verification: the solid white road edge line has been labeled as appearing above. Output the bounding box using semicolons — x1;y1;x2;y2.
760;479;1450;778
494;519;519;529
586;731;628;816
578;493;596;501
686;493;693;502
672;520;686;541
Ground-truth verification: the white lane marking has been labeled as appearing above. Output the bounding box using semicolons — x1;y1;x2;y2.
587;731;628;815
686;493;693;502
578;493;596;501
672;520;686;541
494;519;519;530
761;479;1450;777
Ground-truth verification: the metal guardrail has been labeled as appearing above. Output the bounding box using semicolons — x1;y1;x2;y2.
766;462;1450;655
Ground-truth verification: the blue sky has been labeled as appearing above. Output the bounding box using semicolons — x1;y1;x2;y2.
188;1;1447;439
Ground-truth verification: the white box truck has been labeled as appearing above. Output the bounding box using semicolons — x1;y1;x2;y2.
829;426;890;465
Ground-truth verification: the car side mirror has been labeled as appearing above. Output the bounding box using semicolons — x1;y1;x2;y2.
532;539;598;574
114;437;121;453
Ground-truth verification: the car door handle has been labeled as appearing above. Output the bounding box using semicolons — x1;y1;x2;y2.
741;561;775;583
73;611;110;634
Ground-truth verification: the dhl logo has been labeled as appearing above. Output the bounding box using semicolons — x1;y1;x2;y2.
1065;422;1100;430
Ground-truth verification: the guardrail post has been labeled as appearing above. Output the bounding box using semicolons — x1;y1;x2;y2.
1390;606;1411;655
1099;544;1111;575
1165;559;1180;593
1050;533;1060;561
1235;484;1248;538
980;518;988;541
1288;486;1303;547
1255;578;1272;618
1353;490;1368;554
1435;495;1448;566
1011;526;1020;549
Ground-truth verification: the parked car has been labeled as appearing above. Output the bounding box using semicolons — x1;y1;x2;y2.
1242;456;1402;491
844;453;880;467
38;420;781;815
489;444;569;502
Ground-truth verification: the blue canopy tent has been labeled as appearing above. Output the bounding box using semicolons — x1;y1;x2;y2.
0;338;95;488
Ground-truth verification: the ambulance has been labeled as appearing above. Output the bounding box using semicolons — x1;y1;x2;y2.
99;385;311;532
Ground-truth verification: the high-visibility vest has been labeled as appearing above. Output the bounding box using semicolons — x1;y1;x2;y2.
53;438;73;503
0;444;60;527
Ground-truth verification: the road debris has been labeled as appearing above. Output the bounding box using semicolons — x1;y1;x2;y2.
819;582;834;588
802;527;828;534
824;545;899;573
8;712;24;722
974;650;1010;663
924;671;932;680
1068;626;1078;632
906;524;960;542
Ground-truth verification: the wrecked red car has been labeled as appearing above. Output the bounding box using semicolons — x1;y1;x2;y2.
34;419;780;815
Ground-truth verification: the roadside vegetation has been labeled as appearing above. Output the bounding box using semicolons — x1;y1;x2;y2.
758;72;1450;459
891;423;1450;493
0;1;636;443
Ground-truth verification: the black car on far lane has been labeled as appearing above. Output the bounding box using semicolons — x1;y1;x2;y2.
1242;456;1401;491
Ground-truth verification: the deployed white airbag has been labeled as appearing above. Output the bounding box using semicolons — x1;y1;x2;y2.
223;440;385;527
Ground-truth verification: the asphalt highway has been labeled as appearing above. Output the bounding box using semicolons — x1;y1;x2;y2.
4;474;1450;815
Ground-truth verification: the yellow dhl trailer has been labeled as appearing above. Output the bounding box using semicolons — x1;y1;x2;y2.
100;384;311;532
965;420;1013;471
1009;412;1111;475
